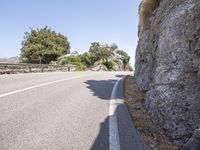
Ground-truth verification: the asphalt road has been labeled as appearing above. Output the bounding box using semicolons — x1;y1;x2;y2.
0;72;146;150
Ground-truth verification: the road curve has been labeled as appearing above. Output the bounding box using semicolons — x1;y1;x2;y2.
0;72;146;150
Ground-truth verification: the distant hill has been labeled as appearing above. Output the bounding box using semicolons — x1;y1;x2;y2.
0;56;20;63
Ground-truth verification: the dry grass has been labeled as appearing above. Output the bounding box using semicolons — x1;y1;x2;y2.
124;75;178;150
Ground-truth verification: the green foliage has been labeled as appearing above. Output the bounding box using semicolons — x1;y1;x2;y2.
89;42;114;63
80;42;131;71
116;50;130;70
80;42;117;68
58;55;86;71
20;26;70;64
104;61;115;70
58;55;81;65
80;52;96;67
19;26;132;71
74;63;86;71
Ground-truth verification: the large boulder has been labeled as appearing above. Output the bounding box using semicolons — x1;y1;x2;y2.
110;52;123;71
135;0;200;147
112;60;124;71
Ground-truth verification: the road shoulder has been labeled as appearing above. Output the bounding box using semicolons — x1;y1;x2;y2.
124;76;178;150
113;76;147;150
124;75;178;150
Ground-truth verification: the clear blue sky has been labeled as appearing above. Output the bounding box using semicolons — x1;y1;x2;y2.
0;0;140;65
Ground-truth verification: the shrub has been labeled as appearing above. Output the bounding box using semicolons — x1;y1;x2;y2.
57;56;86;71
104;61;115;70
58;56;81;65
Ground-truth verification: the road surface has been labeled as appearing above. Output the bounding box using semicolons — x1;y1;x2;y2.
0;72;146;150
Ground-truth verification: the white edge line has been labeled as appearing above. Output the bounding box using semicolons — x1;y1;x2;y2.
109;77;123;150
0;74;96;98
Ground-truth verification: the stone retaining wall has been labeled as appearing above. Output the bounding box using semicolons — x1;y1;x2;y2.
0;63;76;74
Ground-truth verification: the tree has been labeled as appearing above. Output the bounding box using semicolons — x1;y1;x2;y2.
80;52;96;67
104;61;115;70
20;26;70;64
116;50;130;70
89;42;114;63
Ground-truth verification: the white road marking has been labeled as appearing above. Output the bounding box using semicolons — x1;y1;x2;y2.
0;74;96;98
109;77;123;150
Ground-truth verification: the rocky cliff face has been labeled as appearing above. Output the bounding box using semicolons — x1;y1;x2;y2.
135;0;200;148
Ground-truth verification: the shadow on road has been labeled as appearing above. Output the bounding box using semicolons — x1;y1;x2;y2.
84;79;117;100
88;74;146;150
85;75;130;150
90;115;109;150
90;104;146;150
84;75;125;100
90;104;124;150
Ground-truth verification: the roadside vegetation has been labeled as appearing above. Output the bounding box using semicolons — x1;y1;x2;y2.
20;26;132;71
20;26;70;64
